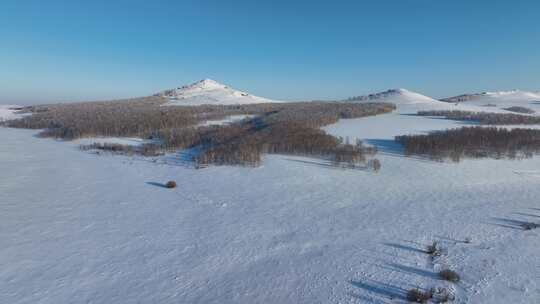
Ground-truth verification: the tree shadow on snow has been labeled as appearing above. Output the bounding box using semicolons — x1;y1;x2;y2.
487;217;539;230
378;263;438;280
146;181;169;188
512;212;540;219
284;158;370;171
383;242;426;254
365;139;438;164
398;113;479;126
349;278;409;302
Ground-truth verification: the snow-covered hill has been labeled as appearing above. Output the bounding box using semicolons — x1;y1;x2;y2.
345;88;443;105
441;90;540;113
442;90;540;103
157;79;282;106
342;88;513;114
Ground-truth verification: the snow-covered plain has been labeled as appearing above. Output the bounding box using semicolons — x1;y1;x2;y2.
3;89;540;303
3;99;540;303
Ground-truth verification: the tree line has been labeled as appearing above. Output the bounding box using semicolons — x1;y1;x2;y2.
417;110;540;125
396;127;540;162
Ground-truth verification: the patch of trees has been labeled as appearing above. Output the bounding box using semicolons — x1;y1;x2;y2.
6;97;394;167
396;127;540;162
417;110;540;125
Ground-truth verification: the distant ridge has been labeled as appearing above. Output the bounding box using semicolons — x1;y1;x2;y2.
345;88;443;105
441;90;540;103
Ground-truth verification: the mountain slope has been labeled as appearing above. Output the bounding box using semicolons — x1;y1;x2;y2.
345;88;443;105
442;90;540;103
441;90;540;114
157;79;282;106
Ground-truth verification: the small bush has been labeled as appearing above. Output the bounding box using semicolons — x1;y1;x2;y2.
426;241;441;256
165;181;177;188
438;269;460;283
368;158;381;172
407;288;432;303
431;287;455;302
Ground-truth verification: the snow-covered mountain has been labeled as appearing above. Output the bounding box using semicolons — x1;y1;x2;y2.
156;79;282;106
345;88;443;105
442;90;540;103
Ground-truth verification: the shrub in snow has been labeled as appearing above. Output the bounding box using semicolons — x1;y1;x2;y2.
165;181;177;189
426;241;441;256
438;269;460;283
368;158;381;172
431;287;455;303
521;222;539;230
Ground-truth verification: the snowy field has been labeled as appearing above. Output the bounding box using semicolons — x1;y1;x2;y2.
3;102;540;303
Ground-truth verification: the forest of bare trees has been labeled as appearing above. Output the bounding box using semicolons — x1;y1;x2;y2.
5;97;395;167
396;127;540;162
417;110;540;125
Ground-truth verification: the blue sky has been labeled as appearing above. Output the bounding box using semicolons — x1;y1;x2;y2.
1;0;539;104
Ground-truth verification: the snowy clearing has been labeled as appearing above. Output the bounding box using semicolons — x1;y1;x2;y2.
74;137;154;147
197;114;256;127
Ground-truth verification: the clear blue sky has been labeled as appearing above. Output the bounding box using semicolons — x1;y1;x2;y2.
1;0;539;104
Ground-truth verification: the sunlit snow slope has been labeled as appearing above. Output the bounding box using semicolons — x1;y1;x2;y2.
157;79;282;106
441;90;540;113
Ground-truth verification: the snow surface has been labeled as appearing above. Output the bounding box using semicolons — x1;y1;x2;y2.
197;114;255;127
3;97;540;303
0;105;25;122
158;79;282;106
74;137;153;146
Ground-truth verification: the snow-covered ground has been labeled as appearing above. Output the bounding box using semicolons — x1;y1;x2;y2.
74;137;154;146
158;79;283;106
0;105;25;122
3;94;540;303
197;114;255;127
